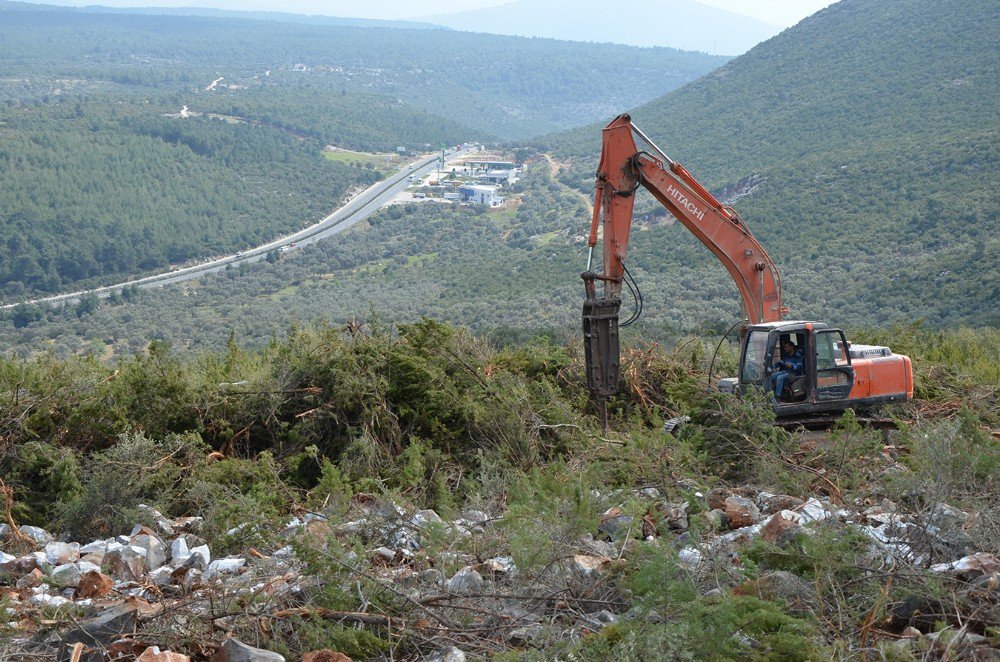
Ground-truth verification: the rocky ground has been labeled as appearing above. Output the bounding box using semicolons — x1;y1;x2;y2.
2;481;997;661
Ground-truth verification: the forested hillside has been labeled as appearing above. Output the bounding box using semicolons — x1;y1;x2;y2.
0;93;467;299
1;3;996;658
0;1;727;139
0;0;726;300
541;0;998;328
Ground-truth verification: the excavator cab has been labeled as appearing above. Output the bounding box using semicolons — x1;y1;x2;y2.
732;321;857;413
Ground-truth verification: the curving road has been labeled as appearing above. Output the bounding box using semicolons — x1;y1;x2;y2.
2;146;475;310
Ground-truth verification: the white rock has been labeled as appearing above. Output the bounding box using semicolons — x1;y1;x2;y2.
173;516;203;533
719;523;764;544
0;552;15;565
80;539;114;555
187;545;211;570
754;491;776;508
226;523;247;537
373;547;397;563
31;551;48;569
150;566;174;586
483;556;516;575
78;561;101;574
131;534;167;571
571;555;611;577
378;500;407;519
411;509;444;528
798;499;833;523
446;567;483;594
461;510;490;525
19;526;53;545
929;552;1000;576
45;542;80;566
170;538;190;566
138;504;176;536
282;517;304;537
431;646;467;662
205;557;246;580
50;563;82;587
678;546;703;567
28;593;71;607
303;512;328;524
928;503;968;528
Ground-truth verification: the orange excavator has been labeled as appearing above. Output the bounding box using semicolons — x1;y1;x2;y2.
582;114;912;428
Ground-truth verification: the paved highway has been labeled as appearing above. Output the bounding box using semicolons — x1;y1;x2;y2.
2;146;475;310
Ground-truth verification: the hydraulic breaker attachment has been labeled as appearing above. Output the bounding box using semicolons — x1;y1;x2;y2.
582;295;621;398
582;270;621;431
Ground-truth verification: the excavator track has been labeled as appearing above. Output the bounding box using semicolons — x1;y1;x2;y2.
777;414;898;431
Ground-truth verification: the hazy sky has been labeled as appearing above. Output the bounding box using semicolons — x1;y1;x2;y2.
29;0;838;27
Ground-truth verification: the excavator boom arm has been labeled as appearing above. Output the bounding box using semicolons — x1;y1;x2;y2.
586;114;783;324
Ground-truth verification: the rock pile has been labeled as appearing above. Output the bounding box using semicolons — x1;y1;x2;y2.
1;506;291;661
2;485;996;660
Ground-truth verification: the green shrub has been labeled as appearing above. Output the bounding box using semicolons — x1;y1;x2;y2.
54;431;206;539
3;441;82;526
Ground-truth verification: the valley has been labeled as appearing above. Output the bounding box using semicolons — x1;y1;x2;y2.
0;1;996;660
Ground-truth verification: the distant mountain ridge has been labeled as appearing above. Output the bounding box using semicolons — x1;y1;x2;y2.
419;0;783;54
38;2;442;29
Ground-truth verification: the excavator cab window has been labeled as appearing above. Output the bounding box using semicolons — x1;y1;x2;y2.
740;330;769;386
814;329;854;400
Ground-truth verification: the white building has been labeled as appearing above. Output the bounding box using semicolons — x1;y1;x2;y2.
459;184;503;207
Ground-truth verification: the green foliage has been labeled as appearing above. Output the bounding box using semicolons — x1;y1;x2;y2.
0;3;724;139
885;409;999;553
627;544;699;610
525;594;826;661
678;596;825;660
852;324;999;425
0;95;377;299
304;456;352;515
280;621;389;660
186;452;291;552
502;462;603;571
687;389;790;483
54;431;206;540
2;441;82;526
0;0;725;300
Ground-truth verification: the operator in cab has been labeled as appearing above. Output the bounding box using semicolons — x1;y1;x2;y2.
771;339;804;401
